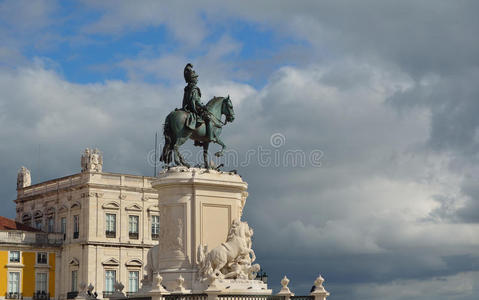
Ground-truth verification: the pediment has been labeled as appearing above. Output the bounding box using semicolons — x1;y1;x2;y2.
125;259;143;267
102;202;120;210
58;205;68;213
70;202;81;210
147;205;160;213
69;258;79;266
45;207;55;215
125;204;142;212
34;210;43;218
22;213;31;221
102;258;119;266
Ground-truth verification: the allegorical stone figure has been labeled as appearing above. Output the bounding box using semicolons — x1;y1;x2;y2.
182;63;214;142
197;220;258;280
17;166;31;189
81;148;103;172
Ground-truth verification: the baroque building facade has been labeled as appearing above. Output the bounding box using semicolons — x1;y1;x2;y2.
13;149;159;300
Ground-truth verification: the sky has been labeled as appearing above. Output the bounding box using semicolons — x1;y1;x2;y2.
1;1;479;299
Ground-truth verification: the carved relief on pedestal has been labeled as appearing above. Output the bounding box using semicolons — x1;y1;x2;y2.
17;166;31;189
159;205;185;255
81;148;103;172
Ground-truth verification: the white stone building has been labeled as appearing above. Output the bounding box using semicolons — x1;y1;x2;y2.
14;149;159;300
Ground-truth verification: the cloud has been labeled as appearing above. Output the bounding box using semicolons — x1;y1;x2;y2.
2;1;479;299
80;0;207;46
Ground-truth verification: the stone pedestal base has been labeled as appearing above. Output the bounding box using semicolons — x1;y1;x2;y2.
208;279;271;295
151;167;249;290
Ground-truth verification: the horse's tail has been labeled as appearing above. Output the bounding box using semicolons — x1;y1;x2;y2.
160;114;173;164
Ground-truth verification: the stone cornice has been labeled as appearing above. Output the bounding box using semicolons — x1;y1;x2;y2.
78;241;156;249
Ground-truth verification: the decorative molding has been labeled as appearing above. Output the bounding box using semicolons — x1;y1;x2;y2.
22;213;31;221
33;210;43;218
69;258;79;266
119;194;127;200
102;202;120;210
58;205;68;213
102;258;120;266
125;259;143;267
70;202;81;210
147;205;160;213
125;204;142;212
45;207;55;215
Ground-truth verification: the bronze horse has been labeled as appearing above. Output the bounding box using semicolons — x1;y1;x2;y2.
160;96;235;169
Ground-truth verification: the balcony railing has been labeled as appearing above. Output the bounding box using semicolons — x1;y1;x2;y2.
33;292;50;300
5;292;22;299
0;232;63;246
105;231;116;238
66;292;78;299
129;232;139;239
164;294;208;300
103;291;114;298
151;233;159;240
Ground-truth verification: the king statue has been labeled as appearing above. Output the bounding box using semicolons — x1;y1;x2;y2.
182;63;214;142
160;63;235;169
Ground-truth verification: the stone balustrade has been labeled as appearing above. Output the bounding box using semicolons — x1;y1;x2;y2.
0;230;64;245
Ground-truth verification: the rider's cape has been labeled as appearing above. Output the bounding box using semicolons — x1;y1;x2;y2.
182;85;203;130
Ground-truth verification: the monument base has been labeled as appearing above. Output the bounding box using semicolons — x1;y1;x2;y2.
206;279;272;295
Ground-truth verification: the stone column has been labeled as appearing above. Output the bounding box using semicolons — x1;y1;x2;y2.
151;167;248;291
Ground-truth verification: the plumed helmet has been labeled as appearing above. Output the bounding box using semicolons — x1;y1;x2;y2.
184;63;198;83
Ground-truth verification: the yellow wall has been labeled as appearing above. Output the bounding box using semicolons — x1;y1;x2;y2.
0;251;8;296
0;249;57;297
22;252;35;297
48;253;55;297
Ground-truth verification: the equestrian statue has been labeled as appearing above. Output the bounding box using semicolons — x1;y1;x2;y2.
160;63;235;169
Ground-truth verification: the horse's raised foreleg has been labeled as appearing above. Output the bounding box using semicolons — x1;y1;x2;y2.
214;137;226;157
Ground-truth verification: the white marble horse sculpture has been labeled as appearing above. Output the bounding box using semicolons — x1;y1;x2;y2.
198;220;257;280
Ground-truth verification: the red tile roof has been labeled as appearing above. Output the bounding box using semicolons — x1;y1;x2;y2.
0;216;40;232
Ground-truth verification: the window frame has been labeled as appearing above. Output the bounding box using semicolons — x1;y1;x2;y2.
151;215;160;240
104;269;116;293
128;215;139;239
37;252;48;265
71;270;78;292
9;250;20;263
35;219;43;230
73;215;79;239
35;272;48;293
8;271;20;295
47;217;55;233
128;270;139;293
105;213;117;238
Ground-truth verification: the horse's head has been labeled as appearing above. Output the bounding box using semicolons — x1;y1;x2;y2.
221;95;235;123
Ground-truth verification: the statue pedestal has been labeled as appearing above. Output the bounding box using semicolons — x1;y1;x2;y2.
151;167;249;291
